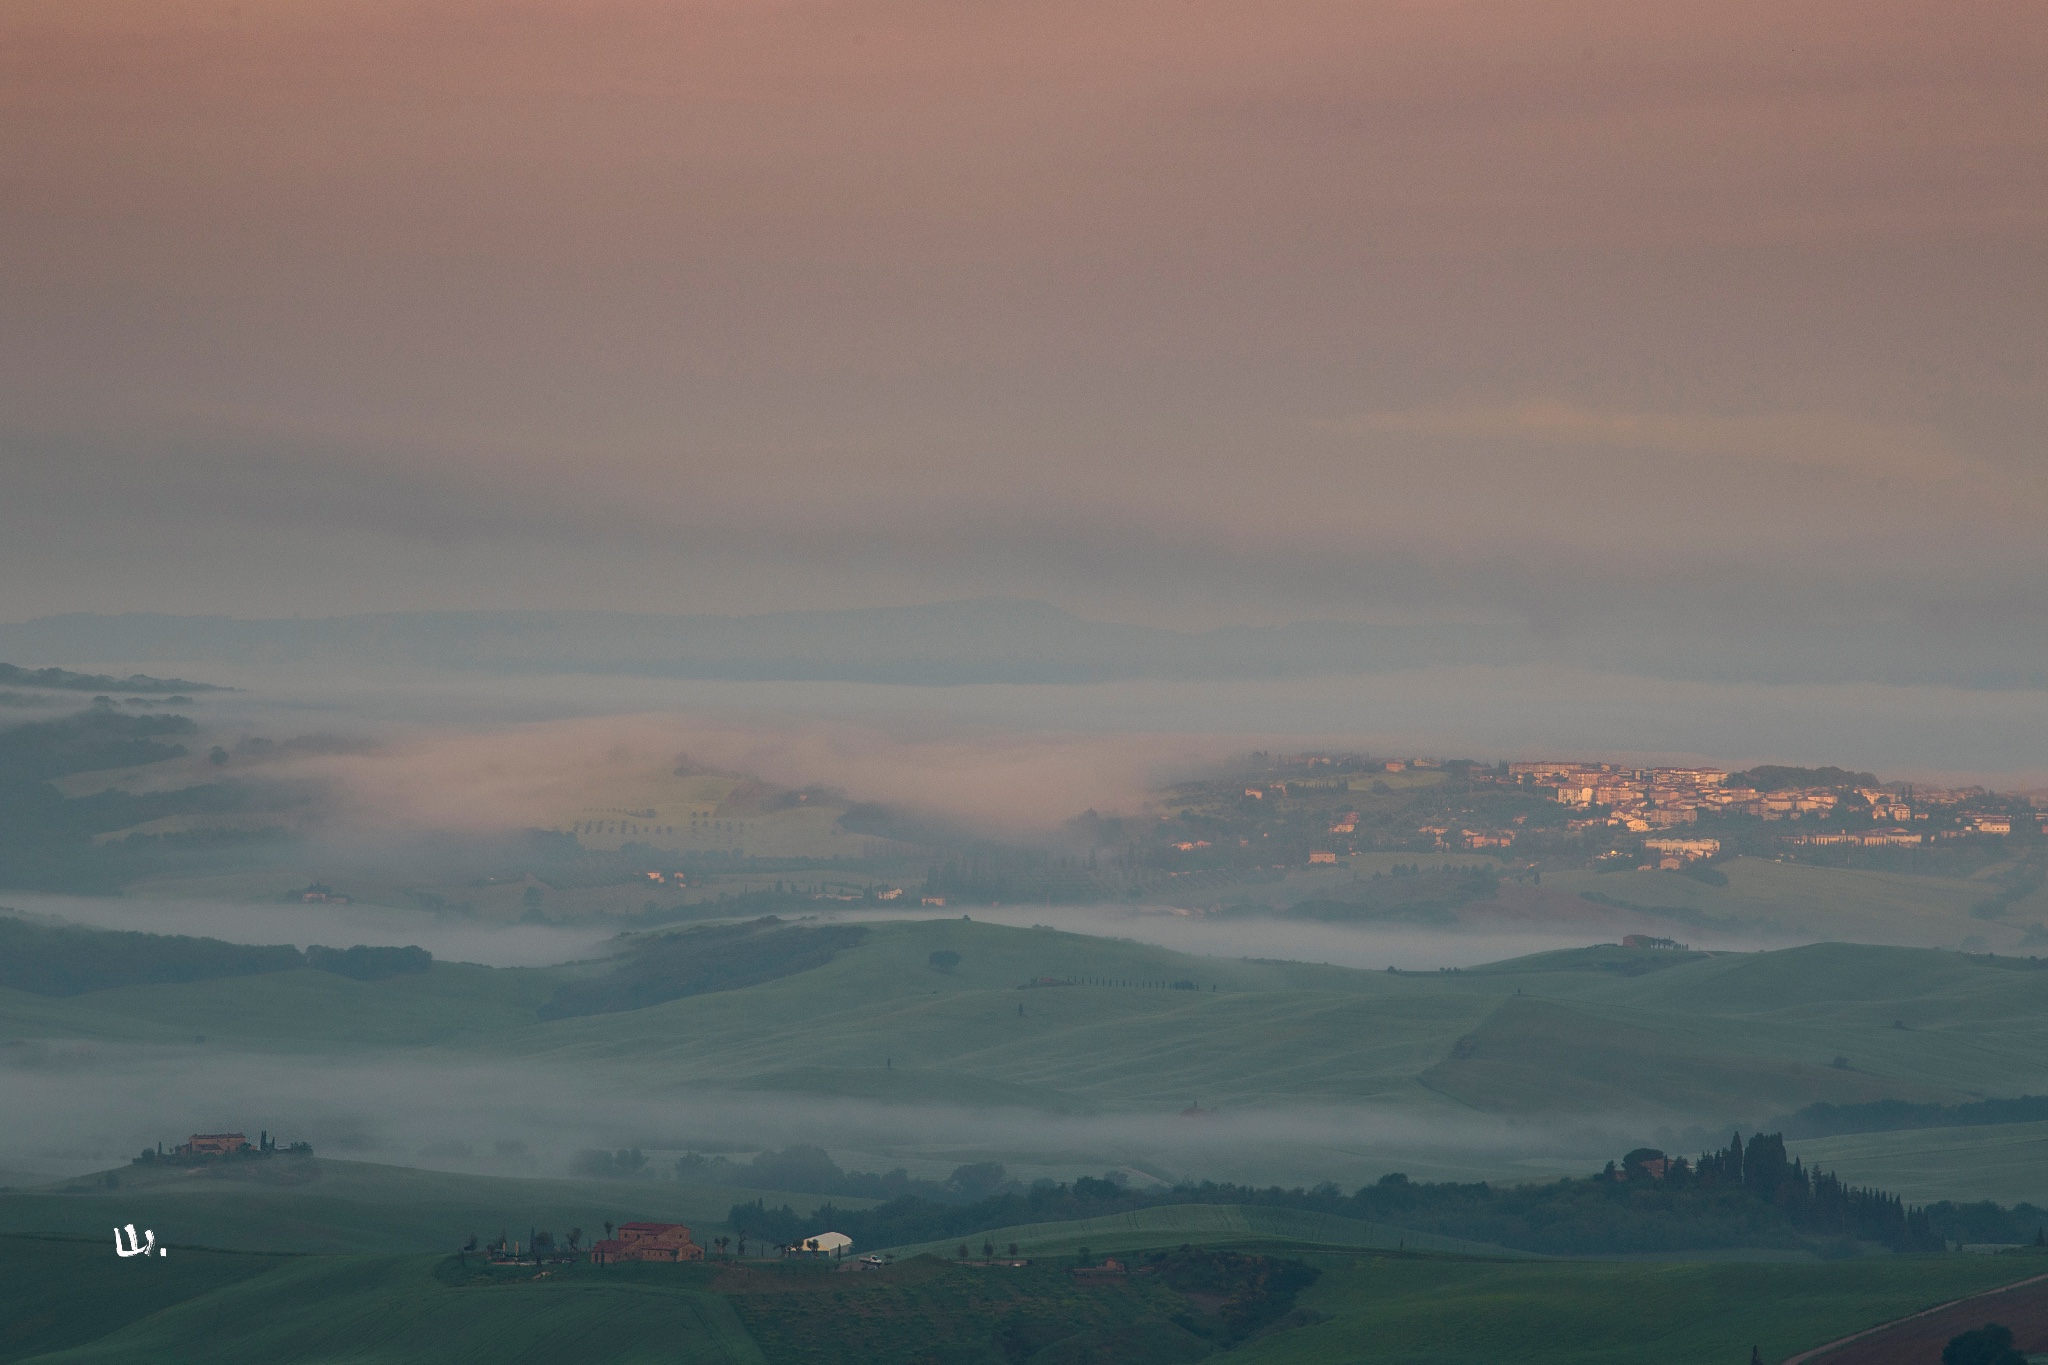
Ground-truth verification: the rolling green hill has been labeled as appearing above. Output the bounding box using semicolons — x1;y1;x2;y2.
0;1160;872;1257
455;924;2048;1123
11;919;2048;1125
1544;857;1999;948
1787;1121;2048;1211
7;1229;2044;1365
1228;1251;2045;1365
0;1235;289;1362
877;1201;1531;1261
13;919;2048;1215
2;1243;764;1365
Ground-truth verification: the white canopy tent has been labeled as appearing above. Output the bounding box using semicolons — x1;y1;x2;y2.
790;1231;853;1257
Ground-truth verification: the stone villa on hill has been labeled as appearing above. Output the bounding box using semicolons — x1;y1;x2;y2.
177;1132;249;1156
589;1222;704;1264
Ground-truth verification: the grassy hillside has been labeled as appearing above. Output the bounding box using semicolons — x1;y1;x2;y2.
11;919;2048;1126
8;1228;2045;1365
877;1201;1530;1261
13;920;2048;1213
14;1250;764;1365
0;1160;871;1256
465;918;1500;1112
0;957;565;1049
1788;1122;2048;1211
0;1235;288;1363
1229;1252;2044;1365
472;924;2048;1122
1544;858;1996;948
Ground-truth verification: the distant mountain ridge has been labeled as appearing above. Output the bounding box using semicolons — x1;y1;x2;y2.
2;600;2044;688
0;661;225;694
0;602;1516;685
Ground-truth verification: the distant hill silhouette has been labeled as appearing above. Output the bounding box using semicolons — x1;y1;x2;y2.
0;602;1513;685
4;600;2046;687
0;661;225;693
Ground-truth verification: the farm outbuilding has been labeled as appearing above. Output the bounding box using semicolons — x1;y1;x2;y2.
788;1231;853;1258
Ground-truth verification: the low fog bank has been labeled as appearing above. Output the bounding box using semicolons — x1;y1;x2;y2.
0;885;1784;979
31;659;2048;786
834;905;1790;971
0;1048;1691;1196
1;892;617;968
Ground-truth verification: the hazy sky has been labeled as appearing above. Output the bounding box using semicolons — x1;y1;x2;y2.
2;0;2043;633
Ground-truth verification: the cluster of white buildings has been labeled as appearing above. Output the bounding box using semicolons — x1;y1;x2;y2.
1506;763;1879;831
1507;763;1774;829
1504;763;2040;840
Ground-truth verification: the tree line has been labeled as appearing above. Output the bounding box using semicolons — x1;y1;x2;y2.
0;916;429;995
726;1133;1967;1257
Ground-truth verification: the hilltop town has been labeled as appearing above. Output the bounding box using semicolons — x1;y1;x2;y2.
1149;754;2046;874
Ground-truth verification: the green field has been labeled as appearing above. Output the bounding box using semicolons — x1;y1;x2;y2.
13;921;2048;1124
1545;856;2006;949
1788;1121;2048;1211
11;918;2048;1217
0;1235;290;1362
878;1201;1531;1261
0;1239;764;1365
1230;1251;2046;1365
0;1160;870;1256
454;923;2048;1126
6;1230;2043;1365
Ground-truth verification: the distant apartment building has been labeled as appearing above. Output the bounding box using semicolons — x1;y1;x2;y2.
1508;761;1612;784
1784;830;1923;848
1642;838;1719;862
1756;790;1839;820
1654;769;1727;788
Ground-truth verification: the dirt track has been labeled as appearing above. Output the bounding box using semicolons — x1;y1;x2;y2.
1786;1269;2048;1365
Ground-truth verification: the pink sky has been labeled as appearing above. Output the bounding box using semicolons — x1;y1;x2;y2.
1;0;2042;630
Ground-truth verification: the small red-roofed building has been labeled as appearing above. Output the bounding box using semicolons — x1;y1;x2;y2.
1070;1258;1127;1281
590;1222;704;1264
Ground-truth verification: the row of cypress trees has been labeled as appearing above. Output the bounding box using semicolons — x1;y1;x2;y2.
1681;1132;1939;1250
